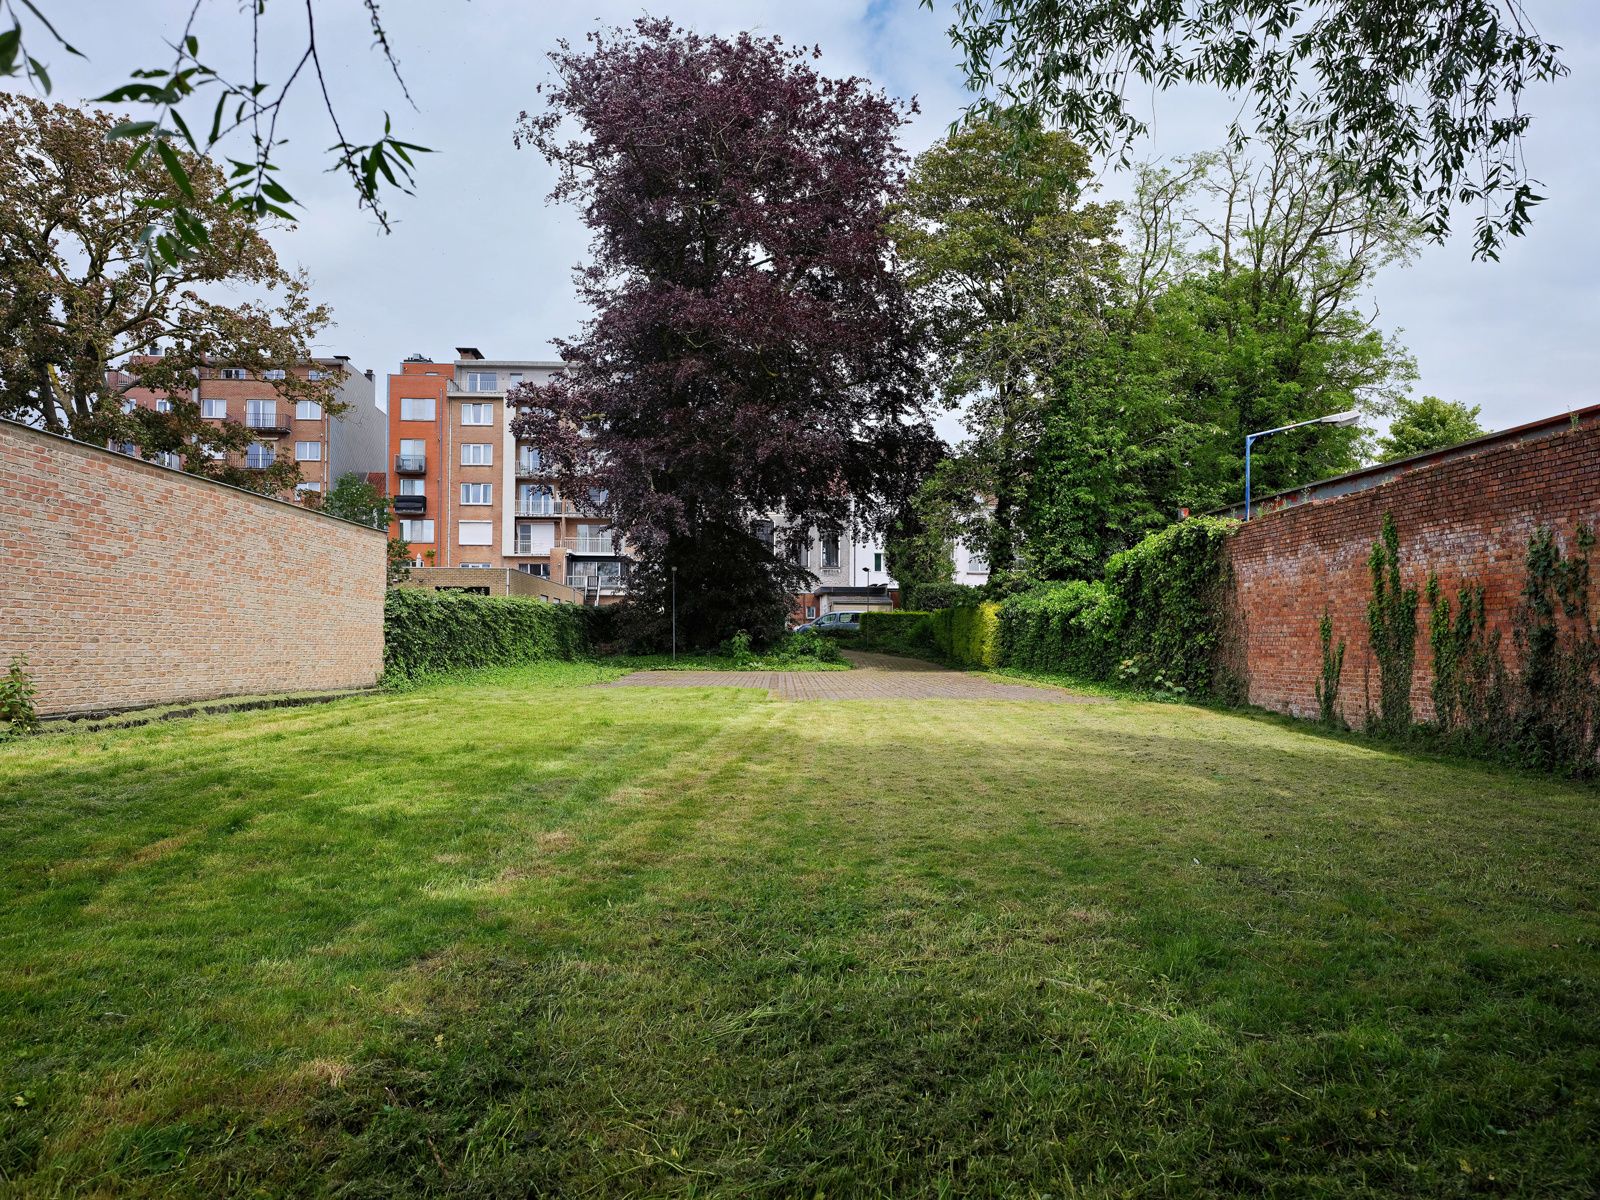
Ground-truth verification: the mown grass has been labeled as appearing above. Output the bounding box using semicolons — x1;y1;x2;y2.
1;660;1596;1197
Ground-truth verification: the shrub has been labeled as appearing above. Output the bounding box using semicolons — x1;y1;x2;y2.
997;581;1112;678
1101;517;1238;695
0;654;40;736
929;602;1002;668
770;628;842;664
903;581;981;612
384;589;588;681
858;611;933;657
719;630;758;667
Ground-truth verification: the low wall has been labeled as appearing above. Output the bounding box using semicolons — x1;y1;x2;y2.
1227;415;1600;722
0;420;387;717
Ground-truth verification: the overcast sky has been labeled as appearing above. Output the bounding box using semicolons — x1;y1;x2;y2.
17;1;1600;439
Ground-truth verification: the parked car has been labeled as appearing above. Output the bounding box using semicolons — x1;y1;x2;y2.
798;610;864;635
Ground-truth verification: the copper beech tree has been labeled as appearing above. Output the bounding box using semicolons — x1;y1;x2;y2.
512;19;938;647
0;95;343;495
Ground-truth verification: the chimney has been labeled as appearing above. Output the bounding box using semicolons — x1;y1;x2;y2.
365;369;374;381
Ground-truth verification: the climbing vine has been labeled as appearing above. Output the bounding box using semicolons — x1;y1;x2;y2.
1315;609;1345;727
1366;513;1419;736
1511;525;1599;774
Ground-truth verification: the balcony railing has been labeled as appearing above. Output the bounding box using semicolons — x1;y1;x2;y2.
243;452;276;470
564;534;617;555
566;575;626;594
394;454;426;474
392;494;426;516
515;502;568;517
515;459;547;478
244;410;291;434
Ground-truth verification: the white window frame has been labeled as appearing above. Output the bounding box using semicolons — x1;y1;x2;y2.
398;477;425;496
460;442;494;466
245;443;276;469
459;482;493;506
295;400;323;420
463;371;498;392
154;398;172;414
461;402;494;426
400;397;436;422
822;534;841;569
294;441;323;462
399;519;435;543
201;398;227;419
263;368;286;381
219;368;248;380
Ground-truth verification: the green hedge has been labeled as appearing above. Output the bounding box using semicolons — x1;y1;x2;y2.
384;588;589;681
858;611;933;656
929;602;1002;668
1100;516;1236;694
902;581;981;612
997;580;1113;678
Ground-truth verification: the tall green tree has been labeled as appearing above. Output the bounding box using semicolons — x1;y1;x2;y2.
1025;144;1420;577
0;95;344;496
933;0;1568;258
893;114;1121;578
1377;395;1487;462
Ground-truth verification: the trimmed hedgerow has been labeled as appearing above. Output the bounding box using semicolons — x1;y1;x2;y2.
929;602;1002;668
1100;517;1238;696
384;588;589;681
903;581;981;612
859;611;933;656
997;581;1113;678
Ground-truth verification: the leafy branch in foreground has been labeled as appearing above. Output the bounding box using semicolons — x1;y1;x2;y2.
930;0;1568;259
1;0;431;268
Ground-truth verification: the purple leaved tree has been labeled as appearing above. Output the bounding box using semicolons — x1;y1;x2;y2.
512;18;938;649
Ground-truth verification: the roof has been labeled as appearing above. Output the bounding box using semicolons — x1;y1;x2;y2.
1214;403;1600;520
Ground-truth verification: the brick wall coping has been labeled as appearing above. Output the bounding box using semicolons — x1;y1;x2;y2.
1213;402;1600;521
0;416;387;538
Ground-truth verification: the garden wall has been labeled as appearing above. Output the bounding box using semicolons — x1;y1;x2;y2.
1226;412;1600;723
0;420;387;716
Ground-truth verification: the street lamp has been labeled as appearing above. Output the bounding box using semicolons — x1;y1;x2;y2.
1244;410;1360;519
670;565;677;663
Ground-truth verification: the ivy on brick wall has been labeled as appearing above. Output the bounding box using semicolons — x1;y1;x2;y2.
1315;610;1345;727
1366;513;1419;735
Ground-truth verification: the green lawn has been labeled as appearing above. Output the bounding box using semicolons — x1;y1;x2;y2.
2;662;1596;1197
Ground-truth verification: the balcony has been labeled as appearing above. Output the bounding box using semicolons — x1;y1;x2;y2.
244;410;291;436
564;534;618;555
515;502;568;518
515;458;547;479
566;574;626;595
394;454;426;474
392;494;426;516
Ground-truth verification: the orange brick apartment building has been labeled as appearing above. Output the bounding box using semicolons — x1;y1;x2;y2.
387;349;627;600
123;356;386;500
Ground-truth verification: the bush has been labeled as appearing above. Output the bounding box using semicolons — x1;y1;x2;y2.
858;611;933;657
1101;517;1237;696
770;628;842;664
929;602;1002;668
0;654;40;737
903;581;981;612
997;581;1112;678
384;589;589;681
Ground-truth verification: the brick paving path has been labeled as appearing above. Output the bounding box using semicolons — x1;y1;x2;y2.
597;650;1100;703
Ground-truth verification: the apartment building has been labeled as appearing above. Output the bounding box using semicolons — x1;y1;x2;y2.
387;348;628;600
122;356;385;501
779;522;991;623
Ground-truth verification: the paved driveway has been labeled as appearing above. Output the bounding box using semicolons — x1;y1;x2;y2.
597;650;1099;703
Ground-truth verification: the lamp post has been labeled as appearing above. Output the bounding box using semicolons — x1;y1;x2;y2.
1244;410;1360;519
670;565;677;663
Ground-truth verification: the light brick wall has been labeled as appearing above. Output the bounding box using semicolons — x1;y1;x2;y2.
1226;417;1600;723
0;420;387;717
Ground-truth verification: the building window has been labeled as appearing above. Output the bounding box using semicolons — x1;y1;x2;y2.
461;402;494;426
752;519;774;549
219;367;248;380
201;397;227;419
463;371;497;392
790;538;809;566
294;441;322;461
518;562;550;578
245;443;275;469
458;520;493;546
966;550;988;574
307;369;326;381
508;371;524;389
398;477;425;496
296;481;322;496
400;396;436;421
517;446;541;473
822;534;840;569
515;522;555;555
399;519;434;542
874;552;883;572
263;368;286;381
518;484;556;515
245;399;278;428
460;482;493;505
296;400;323;420
461;562;492;569
154;398;172;414
805;605;816;619
461;442;494;466
154;450;181;469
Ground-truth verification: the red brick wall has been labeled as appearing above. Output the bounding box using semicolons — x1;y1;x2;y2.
1226;418;1600;723
0;421;387;717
